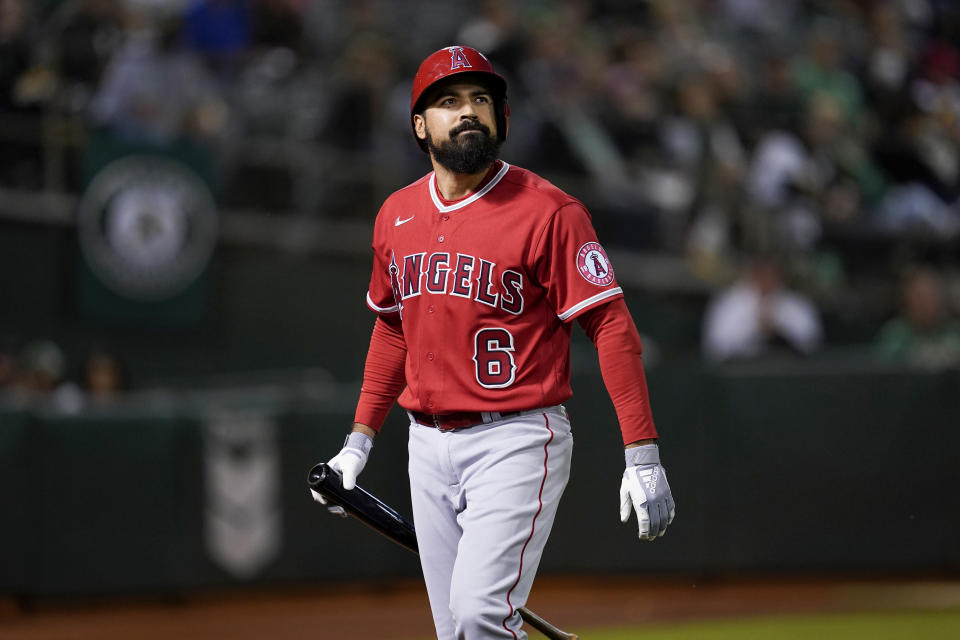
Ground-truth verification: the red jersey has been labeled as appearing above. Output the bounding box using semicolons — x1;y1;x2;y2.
365;161;624;414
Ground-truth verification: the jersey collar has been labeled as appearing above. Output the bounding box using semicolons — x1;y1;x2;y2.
428;161;510;213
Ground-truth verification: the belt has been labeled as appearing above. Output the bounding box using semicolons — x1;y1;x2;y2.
408;409;523;431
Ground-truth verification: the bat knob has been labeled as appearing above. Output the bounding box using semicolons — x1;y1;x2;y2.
307;462;330;488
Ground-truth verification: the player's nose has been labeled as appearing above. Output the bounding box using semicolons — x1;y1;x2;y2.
454;113;481;133
459;107;480;121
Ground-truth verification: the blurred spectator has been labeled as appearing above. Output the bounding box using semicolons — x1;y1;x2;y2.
251;0;303;53
715;0;800;43
876;265;960;369
89;8;228;146
862;2;914;115
456;0;525;78
10;338;85;412
601;30;665;155
646;0;705;69
300;0;386;63
792;17;865;126
872;97;960;238
14;338;67;397
865;22;960;240
657;64;746;252
874;97;960;197
872;182;960;239
701;40;750;139
520;7;617;180
5;340;129;410
320;32;396;152
911;36;960;128
82;347;128;401
738;47;803;147
182;0;252;79
702;255;823;363
745;91;883;252
55;0;123;93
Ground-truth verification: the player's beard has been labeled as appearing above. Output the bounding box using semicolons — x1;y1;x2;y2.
426;120;500;175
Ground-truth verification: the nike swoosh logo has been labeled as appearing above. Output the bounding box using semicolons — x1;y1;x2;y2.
395;215;415;226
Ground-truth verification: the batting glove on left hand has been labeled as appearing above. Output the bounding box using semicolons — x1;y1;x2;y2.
310;431;373;516
620;444;676;541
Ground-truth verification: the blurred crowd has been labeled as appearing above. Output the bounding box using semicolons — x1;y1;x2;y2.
2;1;960;244
0;337;128;412
701;252;960;366
2;0;960;386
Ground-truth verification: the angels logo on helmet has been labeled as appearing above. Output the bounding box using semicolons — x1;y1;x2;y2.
449;46;472;70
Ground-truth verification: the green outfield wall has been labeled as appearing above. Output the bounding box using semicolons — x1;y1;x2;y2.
2;365;957;597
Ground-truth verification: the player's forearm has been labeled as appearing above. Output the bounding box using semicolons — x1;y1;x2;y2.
349;423;379;439
578;299;658;445
353;316;407;432
626;438;657;448
597;341;658;445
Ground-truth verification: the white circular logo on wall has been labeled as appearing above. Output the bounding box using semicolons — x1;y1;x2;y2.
576;241;615;286
78;156;217;301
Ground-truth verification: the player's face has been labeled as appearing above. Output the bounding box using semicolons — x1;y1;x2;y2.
415;80;500;174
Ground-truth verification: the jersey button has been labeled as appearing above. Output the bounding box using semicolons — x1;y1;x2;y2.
428;305;434;313
427;352;435;361
438;235;445;242
441;214;450;221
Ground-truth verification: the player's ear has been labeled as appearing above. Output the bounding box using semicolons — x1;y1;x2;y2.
413;114;427;141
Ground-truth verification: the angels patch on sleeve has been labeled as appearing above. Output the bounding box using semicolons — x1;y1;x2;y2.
577;242;615;286
536;201;623;322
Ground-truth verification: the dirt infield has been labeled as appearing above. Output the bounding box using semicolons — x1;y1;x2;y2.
3;575;959;639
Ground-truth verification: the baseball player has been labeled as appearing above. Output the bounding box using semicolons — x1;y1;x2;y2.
312;46;675;640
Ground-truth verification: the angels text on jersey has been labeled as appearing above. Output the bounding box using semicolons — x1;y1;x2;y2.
389;250;524;318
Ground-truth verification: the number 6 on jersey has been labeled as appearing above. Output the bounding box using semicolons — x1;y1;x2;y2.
473;328;516;388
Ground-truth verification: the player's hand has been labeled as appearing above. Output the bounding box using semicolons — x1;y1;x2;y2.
311;431;373;516
619;444;675;541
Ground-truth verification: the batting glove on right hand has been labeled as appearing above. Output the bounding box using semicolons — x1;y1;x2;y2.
619;444;676;541
310;431;373;516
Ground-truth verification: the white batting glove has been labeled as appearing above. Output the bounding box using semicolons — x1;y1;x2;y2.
310;432;373;516
619;444;676;541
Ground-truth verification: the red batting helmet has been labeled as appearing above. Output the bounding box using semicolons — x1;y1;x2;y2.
410;45;509;151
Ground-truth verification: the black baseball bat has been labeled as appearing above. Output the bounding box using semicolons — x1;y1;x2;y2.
307;462;578;640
